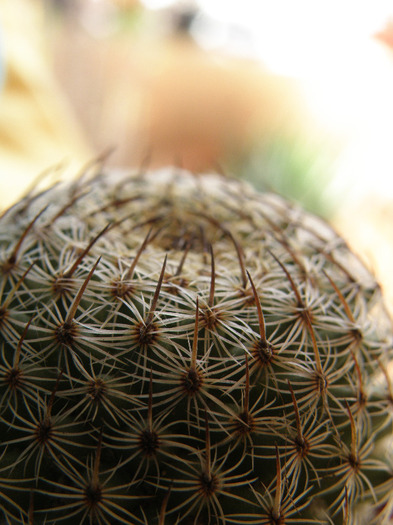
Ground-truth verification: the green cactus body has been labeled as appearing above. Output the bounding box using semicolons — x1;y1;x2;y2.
0;168;393;524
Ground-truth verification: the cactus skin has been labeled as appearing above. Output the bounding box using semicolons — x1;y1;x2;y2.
0;167;393;525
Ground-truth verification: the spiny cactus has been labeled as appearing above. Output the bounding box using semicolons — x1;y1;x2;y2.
0;167;393;524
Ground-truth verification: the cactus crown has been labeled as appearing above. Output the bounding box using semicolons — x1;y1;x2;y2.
0;168;393;524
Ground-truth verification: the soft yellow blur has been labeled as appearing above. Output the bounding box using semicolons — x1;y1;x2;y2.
0;0;92;209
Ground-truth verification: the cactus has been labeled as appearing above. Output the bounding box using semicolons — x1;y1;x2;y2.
0;167;393;524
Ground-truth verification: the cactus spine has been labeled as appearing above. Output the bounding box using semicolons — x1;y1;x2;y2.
0;167;393;524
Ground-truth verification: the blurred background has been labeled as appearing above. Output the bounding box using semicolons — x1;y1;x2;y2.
0;0;393;310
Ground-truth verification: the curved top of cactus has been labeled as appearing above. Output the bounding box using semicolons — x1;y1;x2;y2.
0;167;393;524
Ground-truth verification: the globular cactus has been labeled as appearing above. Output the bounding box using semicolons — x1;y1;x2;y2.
0;167;393;524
